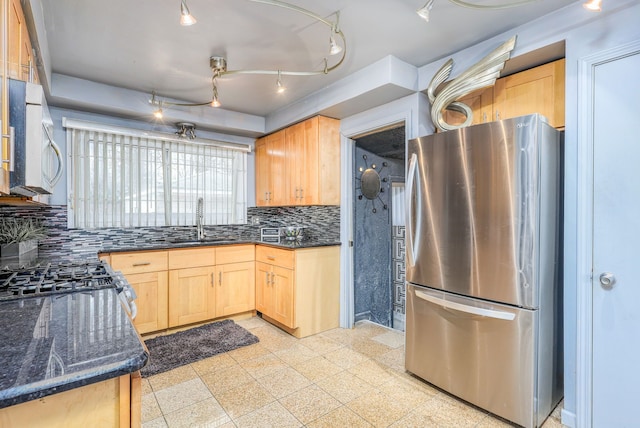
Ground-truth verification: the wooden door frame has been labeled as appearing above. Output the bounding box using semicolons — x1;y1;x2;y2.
575;39;640;428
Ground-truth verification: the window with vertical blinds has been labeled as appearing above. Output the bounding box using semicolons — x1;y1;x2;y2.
64;119;249;229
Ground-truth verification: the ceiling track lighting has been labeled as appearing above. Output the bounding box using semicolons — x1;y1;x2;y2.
179;0;196;26
418;0;558;21
276;71;286;94
417;0;434;21
150;0;346;117
583;0;602;12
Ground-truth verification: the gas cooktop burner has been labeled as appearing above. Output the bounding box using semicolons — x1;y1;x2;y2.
0;260;119;301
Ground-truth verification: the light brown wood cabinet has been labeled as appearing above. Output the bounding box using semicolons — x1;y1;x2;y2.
216;260;256;317
1;0;41;195
6;0;34;82
0;372;140;428
255;130;287;206
442;86;494;127
167;245;255;328
256;260;295;328
255;245;340;338
169;265;217;326
494;58;565;129
256;115;340;207
440;59;565;129
110;251;169;335
106;245;256;333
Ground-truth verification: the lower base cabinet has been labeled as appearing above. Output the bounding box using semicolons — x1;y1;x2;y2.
256;261;295;328
168;266;217;327
127;271;169;333
216;261;256;317
256;245;340;338
0;372;141;427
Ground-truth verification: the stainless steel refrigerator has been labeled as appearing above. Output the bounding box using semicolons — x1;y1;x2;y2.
405;114;563;428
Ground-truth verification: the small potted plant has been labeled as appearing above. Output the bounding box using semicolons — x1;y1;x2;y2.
0;218;47;258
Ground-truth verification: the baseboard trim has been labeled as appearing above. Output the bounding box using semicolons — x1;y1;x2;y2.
561;408;577;428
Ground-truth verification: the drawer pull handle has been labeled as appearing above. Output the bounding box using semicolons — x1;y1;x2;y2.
267;256;276;261
132;262;151;267
219;272;222;286
415;289;516;321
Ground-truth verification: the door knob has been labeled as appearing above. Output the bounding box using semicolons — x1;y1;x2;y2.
599;272;616;289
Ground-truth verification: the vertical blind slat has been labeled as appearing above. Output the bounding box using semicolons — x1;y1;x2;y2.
67;125;247;229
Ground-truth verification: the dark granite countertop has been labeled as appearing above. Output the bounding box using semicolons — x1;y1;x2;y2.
100;237;341;253
0;235;338;408
0;289;148;408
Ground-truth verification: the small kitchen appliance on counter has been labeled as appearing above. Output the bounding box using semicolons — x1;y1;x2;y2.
260;227;281;243
282;226;304;241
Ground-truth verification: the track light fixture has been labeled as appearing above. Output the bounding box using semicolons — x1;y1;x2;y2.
418;0;551;22
276;71;286;94
150;0;346;117
583;0;602;11
179;0;196;26
416;0;434;22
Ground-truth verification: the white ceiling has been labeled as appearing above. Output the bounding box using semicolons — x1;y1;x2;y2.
40;0;578;118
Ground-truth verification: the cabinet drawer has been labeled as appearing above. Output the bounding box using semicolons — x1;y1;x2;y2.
216;245;255;264
256;245;294;269
111;251;168;274
168;247;216;270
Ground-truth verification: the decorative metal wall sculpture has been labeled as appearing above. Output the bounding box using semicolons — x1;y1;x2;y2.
427;35;517;132
356;154;388;213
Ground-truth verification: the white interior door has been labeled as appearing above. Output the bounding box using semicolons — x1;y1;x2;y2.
592;49;640;427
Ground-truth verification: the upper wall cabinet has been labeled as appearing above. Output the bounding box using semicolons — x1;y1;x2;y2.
494;58;565;129
255;130;287;207
1;0;39;195
6;0;36;82
256;116;340;207
441;59;565;130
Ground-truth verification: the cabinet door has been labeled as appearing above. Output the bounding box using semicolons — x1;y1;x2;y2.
168;267;216;327
1;0;8;195
255;261;272;315
7;0;22;79
494;59;565;128
441;87;494;127
299;117;320;205
126;271;168;334
267;130;287;206
271;265;295;328
255;137;270;206
285;120;305;205
215;261;255;317
316;116;340;205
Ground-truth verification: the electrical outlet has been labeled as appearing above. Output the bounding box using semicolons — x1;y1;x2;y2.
251;216;261;225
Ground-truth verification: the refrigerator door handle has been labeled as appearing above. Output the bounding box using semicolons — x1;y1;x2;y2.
406;153;418;267
415;289;516;321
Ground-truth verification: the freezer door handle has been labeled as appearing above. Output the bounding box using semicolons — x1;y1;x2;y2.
406;153;418;267
414;289;516;321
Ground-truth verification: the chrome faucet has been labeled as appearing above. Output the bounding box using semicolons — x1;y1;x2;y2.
196;197;205;240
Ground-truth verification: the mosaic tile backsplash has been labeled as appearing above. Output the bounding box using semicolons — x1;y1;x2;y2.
0;205;340;259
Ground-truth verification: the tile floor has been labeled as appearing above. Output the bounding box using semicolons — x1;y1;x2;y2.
141;317;565;428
